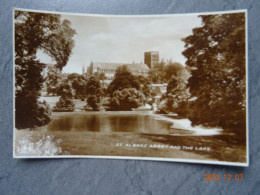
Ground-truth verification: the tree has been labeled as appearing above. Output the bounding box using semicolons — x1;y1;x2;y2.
93;72;107;82
147;69;164;84
165;76;190;116
153;58;166;70
110;88;145;111
45;65;62;96
57;79;73;98
135;75;150;85
163;62;187;81
52;96;75;112
147;61;188;84
86;96;100;111
182;13;246;130
134;75;151;99
15;10;76;129
107;65;140;95
67;73;87;99
86;76;103;96
53;79;75;112
142;83;152;98
93;72;107;89
85;76;103;111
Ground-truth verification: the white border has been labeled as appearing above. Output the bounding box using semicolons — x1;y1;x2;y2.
245;10;249;167
12;7;246;18
12;8;249;167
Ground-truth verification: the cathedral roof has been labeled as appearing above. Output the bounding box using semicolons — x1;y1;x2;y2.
91;62;149;71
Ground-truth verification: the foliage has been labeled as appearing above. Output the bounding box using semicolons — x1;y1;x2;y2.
67;73;87;100
53;80;75;112
45;65;62;96
110;88;145;111
163;62;188;81
107;65;140;95
134;75;151;98
148;69;165;84
153;59;166;70
15;94;52;129
147;62;188;84
85;76;103;110
86;95;100;111
182;13;246;129
142;83;152;98
165;76;190;117
52;95;75;112
93;72;107;81
15;11;76;70
15;10;76;129
167;75;180;93
86;76;103;96
135;75;150;85
57;79;73;98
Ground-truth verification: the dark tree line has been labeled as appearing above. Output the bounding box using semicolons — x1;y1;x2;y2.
107;66;145;111
148;61;189;84
15;11;76;129
107;65;140;96
182;13;246;131
53;64;189;112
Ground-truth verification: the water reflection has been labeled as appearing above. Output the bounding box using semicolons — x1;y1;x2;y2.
47;114;172;134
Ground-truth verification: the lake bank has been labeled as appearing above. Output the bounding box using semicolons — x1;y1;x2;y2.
50;110;223;136
14;110;246;163
14;129;216;161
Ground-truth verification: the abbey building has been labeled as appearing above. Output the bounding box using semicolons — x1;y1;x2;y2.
85;51;159;79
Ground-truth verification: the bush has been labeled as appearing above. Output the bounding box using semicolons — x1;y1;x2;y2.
52;95;75;112
57;79;73;98
15;92;52;129
161;76;190;117
86;95;100;111
107;66;140;96
35;100;52;126
109;88;145;111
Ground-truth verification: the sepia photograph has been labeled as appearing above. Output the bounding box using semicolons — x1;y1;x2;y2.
13;9;248;166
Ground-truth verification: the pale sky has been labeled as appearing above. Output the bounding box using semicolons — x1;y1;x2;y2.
37;13;202;74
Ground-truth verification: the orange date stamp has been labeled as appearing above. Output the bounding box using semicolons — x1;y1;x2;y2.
204;174;243;181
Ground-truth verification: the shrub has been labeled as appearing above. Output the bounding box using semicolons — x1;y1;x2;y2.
52;95;75;112
86;95;100;111
110;88;145;111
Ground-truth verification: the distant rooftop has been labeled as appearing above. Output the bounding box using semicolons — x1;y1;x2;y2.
91;62;149;71
144;51;159;54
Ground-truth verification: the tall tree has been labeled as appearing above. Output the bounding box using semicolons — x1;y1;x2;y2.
107;65;140;95
45;65;62;96
163;62;187;81
147;69;164;84
135;75;151;99
147;61;188;84
85;76;103;111
110;88;145;111
67;73;87;99
165;76;190;117
182;13;246;130
15;10;76;129
53;79;75;112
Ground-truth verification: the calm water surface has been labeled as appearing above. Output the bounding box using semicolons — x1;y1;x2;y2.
47;114;173;134
44;113;246;162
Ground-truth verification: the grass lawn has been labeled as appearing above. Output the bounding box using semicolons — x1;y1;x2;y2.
39;96;86;111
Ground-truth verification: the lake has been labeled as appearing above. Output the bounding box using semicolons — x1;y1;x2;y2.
47;113;173;134
15;112;247;163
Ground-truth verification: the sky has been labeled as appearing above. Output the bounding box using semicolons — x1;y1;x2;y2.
36;13;202;74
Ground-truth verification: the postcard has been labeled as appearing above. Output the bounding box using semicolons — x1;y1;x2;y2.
13;8;248;166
